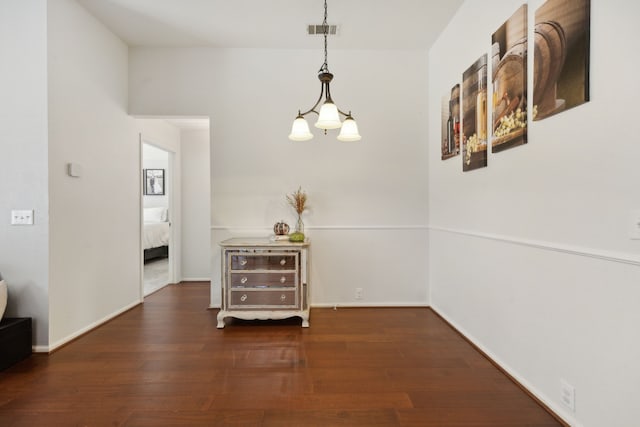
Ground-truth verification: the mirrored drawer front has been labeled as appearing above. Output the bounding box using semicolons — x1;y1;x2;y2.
230;272;296;288
229;290;299;309
231;255;296;270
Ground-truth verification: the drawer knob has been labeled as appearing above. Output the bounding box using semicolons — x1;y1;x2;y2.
240;294;248;302
280;258;286;266
280;276;287;284
240;259;248;266
280;294;287;301
241;276;248;284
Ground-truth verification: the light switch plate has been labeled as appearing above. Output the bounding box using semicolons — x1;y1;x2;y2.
11;210;34;225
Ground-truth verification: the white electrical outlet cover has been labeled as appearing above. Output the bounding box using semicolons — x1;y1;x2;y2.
560;379;575;412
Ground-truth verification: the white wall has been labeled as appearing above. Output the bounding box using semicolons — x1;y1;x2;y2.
47;0;140;348
142;143;169;209
180;128;211;281
428;1;640;426
129;47;429;308
0;0;50;348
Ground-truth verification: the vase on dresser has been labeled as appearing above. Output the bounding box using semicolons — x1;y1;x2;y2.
295;214;304;234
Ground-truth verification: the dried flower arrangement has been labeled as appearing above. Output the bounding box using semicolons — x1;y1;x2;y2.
286;186;308;215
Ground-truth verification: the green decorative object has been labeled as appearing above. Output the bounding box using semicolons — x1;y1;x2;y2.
289;232;305;242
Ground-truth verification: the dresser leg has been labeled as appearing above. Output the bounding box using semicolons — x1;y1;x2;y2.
216;312;226;329
301;314;310;328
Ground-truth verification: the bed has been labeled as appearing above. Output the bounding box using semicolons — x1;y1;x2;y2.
143;207;170;262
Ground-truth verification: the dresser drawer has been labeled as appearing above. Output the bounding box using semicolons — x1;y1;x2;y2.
231;254;296;271
230;272;296;288
229;290;299;309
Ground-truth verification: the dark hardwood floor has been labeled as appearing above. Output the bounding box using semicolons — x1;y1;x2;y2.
0;283;564;426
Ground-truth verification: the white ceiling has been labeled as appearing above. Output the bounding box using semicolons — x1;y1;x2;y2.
77;0;464;50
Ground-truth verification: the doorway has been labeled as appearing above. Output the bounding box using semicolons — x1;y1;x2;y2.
141;142;174;296
137;117;211;301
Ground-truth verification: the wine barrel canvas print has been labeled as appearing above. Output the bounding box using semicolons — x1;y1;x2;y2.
491;4;528;153
441;84;461;160
462;54;488;172
533;0;590;121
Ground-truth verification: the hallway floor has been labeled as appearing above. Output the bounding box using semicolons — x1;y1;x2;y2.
143;257;169;296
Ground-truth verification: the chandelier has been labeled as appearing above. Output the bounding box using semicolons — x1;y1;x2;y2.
288;0;361;142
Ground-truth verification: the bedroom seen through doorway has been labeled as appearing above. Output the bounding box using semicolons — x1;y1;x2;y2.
142;142;173;296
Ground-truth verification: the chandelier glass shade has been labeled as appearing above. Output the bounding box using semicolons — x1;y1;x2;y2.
288;114;313;141
288;0;361;142
337;115;361;141
315;101;341;129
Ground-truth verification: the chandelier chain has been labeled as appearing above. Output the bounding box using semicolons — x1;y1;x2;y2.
320;0;329;73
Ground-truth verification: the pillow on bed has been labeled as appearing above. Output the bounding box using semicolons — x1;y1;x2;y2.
144;207;167;222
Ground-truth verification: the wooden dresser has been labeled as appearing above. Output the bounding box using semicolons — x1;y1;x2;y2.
217;237;310;328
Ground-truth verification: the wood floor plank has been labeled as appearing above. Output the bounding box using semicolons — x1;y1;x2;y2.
124;410;265;427
396;406;562;426
0;283;565;426
262;409;400;426
207;392;412;411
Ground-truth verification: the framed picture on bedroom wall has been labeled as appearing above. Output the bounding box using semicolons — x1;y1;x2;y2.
143;169;165;196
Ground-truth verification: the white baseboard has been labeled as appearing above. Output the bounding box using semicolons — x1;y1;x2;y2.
312;302;429;308
45;299;142;353
180;277;211;282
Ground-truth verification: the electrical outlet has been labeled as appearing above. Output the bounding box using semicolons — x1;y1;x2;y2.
560;379;575;412
355;288;363;300
11;210;34;225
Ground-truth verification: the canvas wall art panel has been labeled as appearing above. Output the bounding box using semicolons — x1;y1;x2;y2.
533;0;590;120
441;84;461;160
462;54;488;172
492;4;528;152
